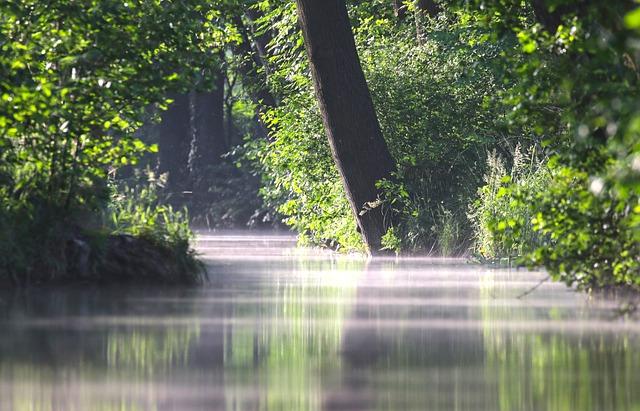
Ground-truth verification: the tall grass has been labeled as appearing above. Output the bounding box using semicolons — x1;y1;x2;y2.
468;145;551;262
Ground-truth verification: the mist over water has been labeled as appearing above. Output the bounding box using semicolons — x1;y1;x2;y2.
0;232;638;411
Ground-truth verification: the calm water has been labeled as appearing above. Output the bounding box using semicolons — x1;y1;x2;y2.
0;233;638;411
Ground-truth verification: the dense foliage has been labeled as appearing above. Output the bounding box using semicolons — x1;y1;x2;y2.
1;0;638;290
242;0;638;289
451;0;640;289
0;0;227;283
247;5;531;254
468;146;550;261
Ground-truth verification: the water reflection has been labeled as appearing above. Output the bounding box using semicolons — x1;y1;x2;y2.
0;233;638;410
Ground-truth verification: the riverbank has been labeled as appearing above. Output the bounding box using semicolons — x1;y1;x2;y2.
0;232;205;288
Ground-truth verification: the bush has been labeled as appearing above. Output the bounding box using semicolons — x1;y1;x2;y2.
0;168;205;286
105;170;205;284
526;162;639;290
471;148;640;290
108;170;192;252
0;0;225;285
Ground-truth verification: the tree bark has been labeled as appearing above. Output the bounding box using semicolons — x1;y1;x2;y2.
414;0;440;44
188;71;227;181
295;0;396;255
393;0;407;21
157;93;191;194
416;0;440;17
530;0;563;33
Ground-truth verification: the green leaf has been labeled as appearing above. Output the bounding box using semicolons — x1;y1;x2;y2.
624;7;640;29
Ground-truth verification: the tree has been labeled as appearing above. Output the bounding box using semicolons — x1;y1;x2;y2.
393;0;407;20
188;70;227;180
0;0;227;282
157;93;192;194
415;0;441;43
416;0;440;17
295;0;396;254
231;13;277;140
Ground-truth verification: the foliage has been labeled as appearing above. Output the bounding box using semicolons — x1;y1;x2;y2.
2;0;638;290
248;0;638;288
457;0;640;288
380;226;402;255
479;152;639;289
526;162;639;289
108;170;191;250
247;7;530;254
244;88;363;251
0;0;229;284
0;0;227;212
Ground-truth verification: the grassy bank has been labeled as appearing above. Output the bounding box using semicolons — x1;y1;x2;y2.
0;172;205;287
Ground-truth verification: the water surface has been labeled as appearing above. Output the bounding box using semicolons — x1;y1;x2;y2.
0;233;638;411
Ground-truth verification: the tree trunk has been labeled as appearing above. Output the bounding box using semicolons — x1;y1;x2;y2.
414;0;440;44
393;0;407;20
157;93;191;195
231;15;277;140
295;0;396;255
188;71;227;181
416;0;440;17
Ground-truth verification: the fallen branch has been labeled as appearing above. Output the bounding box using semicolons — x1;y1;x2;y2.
516;275;550;299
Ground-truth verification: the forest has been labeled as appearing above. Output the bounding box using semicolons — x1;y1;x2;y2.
0;0;639;290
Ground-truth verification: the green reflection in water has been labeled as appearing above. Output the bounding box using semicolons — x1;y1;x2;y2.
107;325;200;375
1;321;201;411
223;258;364;411
479;271;640;411
2;263;639;411
3;365;160;411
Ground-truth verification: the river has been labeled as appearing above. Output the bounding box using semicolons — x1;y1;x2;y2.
0;233;638;410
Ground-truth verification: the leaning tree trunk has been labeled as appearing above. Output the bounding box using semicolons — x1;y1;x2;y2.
296;0;396;255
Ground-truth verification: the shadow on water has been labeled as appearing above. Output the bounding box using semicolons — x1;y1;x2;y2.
0;232;638;410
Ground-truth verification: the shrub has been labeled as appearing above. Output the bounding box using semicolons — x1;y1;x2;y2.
108;169;192;251
526;162;640;290
471;148;640;290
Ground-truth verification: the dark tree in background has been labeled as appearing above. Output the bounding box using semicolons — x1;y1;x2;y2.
415;0;441;43
157;93;192;193
417;0;441;17
295;0;397;254
188;71;226;180
393;0;407;20
231;12;277;141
